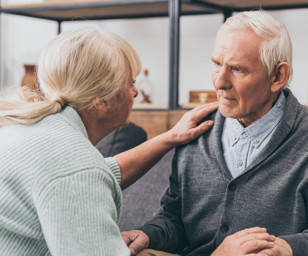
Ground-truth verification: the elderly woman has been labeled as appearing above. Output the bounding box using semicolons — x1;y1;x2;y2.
0;27;217;255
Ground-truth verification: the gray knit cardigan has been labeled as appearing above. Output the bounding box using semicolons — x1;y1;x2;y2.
140;89;308;256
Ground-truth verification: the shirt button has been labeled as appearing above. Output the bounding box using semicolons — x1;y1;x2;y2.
232;136;237;141
253;139;259;144
237;160;243;166
243;132;248;137
229;183;237;192
220;224;229;233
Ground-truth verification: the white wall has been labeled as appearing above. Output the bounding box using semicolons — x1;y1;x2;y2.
1;6;308;105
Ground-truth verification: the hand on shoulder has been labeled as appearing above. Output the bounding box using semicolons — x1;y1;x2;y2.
166;102;218;146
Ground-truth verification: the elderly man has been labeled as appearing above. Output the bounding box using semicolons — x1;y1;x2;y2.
122;10;308;256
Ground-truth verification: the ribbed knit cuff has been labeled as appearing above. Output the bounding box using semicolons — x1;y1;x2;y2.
105;157;121;185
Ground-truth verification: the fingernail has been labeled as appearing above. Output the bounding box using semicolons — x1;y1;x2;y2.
208;120;214;126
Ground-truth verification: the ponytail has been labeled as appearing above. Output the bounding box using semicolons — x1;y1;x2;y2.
0;86;65;127
0;26;141;128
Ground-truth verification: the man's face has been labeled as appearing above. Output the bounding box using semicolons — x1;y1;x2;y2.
211;29;277;127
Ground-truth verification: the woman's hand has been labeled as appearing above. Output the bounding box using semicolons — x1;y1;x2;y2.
116;102;218;190
166;102;218;147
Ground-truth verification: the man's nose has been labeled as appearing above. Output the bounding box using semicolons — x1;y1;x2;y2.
214;67;231;90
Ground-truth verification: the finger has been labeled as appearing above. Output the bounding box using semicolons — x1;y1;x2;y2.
193;101;219;112
192;102;219;120
121;234;130;245
240;233;276;244
128;232;149;256
242;240;274;254
246;254;267;256
129;241;148;256
121;231;132;245
183;102;218;123
234;227;268;238
255;248;277;256
121;230;144;246
191;120;215;136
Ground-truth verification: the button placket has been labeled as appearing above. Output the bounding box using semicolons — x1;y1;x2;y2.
228;183;237;192
220;224;229;233
253;139;259;144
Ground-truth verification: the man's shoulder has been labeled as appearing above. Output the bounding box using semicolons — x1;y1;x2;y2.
176;109;221;154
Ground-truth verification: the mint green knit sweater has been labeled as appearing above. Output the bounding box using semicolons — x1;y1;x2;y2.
0;106;130;255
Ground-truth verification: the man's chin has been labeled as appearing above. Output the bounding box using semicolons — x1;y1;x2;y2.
219;105;238;119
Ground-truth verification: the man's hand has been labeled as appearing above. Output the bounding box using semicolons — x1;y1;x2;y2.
256;237;293;256
121;230;149;256
211;227;275;256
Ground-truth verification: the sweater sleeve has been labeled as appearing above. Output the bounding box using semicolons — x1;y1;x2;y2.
34;169;130;256
280;232;308;256
105;157;121;185
139;151;188;253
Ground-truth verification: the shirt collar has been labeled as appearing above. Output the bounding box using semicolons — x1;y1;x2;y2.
225;92;286;148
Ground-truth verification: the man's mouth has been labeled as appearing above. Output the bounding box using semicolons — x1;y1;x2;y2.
219;94;235;101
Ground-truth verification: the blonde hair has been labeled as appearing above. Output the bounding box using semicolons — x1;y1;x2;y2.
218;10;293;88
0;27;141;127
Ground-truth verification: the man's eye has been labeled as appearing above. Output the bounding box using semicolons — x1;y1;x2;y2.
213;62;221;71
231;66;243;73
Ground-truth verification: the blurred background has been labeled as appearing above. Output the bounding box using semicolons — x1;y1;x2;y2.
1;0;308;107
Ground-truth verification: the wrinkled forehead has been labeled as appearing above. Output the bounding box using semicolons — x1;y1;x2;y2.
212;28;263;63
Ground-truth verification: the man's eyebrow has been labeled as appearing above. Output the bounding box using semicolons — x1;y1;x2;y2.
227;63;245;69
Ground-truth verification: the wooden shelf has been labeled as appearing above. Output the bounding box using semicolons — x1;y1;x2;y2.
2;0;308;21
197;0;308;10
1;0;307;110
0;1;219;21
133;103;168;110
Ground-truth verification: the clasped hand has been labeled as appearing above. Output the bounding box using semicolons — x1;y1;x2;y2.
121;230;149;256
211;227;293;256
121;227;293;256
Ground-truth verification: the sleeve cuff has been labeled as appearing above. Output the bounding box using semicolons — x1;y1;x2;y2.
105;157;121;185
280;233;308;256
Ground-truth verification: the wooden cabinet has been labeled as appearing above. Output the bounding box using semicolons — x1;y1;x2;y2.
130;110;187;139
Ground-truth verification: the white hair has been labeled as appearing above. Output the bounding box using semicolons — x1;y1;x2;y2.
218;10;293;88
0;27;141;127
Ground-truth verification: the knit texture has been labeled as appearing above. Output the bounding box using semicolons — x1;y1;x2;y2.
140;89;308;256
0;106;130;255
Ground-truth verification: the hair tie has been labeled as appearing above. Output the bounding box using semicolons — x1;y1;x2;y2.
50;95;67;107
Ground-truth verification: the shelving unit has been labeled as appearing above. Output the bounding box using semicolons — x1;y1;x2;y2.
1;0;308;111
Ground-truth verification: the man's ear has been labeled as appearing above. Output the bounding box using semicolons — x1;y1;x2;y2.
270;62;290;92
